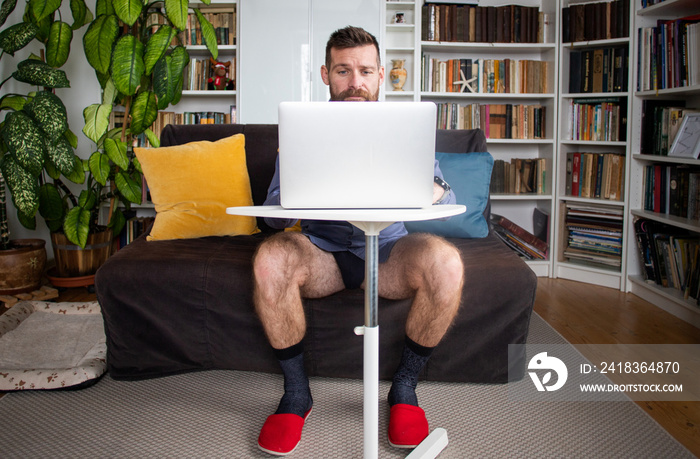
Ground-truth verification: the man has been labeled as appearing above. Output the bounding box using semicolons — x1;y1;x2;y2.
254;26;464;456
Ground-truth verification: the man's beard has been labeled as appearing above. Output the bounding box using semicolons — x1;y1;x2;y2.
330;87;380;101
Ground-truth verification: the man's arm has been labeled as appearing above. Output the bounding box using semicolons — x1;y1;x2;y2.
263;155;299;229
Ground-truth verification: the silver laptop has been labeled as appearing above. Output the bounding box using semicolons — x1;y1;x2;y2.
278;101;437;209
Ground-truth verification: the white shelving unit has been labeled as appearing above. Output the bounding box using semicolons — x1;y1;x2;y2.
626;0;700;327
553;0;634;290
174;1;238;119
382;0;558;277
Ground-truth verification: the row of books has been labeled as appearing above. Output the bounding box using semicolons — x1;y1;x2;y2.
421;57;550;94
421;3;550;44
639;100;696;156
564;202;623;268
183;57;236;91
490;158;547;195
490;213;548;260
637;16;700;92
116;216;155;249
564;98;627;142
634;217;700;302
435;102;547;140
178;10;236;46
568;47;629;94
564;152;624;201
561;0;630;43
642;164;700;220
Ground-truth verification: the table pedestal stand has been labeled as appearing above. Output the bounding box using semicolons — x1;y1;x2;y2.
349;222;448;459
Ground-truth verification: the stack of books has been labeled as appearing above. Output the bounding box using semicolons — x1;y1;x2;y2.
490;214;548;260
491;158;547;195
564;202;623;268
565;97;626;142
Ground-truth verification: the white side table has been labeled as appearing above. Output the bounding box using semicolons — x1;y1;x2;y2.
226;205;465;459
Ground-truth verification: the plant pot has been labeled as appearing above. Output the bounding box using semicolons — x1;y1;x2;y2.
50;228;113;278
0;239;47;295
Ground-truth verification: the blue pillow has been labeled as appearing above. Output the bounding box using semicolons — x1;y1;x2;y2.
404;151;493;238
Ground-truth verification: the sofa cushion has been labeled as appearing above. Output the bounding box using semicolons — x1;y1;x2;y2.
405;151;493;238
134;134;258;241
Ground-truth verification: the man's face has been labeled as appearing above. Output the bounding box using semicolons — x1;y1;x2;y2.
321;44;384;101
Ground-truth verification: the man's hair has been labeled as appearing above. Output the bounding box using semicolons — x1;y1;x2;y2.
325;26;381;69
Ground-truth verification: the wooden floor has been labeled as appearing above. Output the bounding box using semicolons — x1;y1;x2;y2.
535;278;700;458
2;279;699;456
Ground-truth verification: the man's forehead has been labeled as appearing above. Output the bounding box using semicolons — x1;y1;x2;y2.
329;45;379;68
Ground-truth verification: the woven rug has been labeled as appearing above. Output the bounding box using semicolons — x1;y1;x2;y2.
0;313;693;458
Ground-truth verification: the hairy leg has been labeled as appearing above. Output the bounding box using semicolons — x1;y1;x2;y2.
252;232;345;349
376;233;464;348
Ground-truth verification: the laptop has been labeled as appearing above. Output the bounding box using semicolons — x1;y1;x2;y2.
277;101;437;209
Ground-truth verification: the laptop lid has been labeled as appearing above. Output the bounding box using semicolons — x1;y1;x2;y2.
278;101;437;209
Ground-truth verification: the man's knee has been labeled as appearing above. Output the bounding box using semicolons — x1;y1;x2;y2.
253;233;307;284
408;233;464;286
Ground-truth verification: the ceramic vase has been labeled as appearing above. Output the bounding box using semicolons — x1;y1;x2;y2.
389;59;407;91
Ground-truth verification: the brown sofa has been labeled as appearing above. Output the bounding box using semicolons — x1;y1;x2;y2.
95;123;537;383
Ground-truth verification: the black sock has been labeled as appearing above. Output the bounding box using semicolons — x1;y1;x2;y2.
388;336;434;407
273;342;313;417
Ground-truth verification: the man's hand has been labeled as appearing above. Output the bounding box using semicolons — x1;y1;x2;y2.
433;182;445;204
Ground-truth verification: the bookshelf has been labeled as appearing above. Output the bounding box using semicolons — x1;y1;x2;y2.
173;1;238;125
626;0;700;327
554;0;633;289
382;0;558;277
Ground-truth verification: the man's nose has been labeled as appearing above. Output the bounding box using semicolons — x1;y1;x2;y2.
348;71;362;88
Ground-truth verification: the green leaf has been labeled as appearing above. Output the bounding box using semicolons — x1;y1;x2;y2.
45;21;73;67
46;135;75;175
0;95;28;111
129;90;158;135
63;205;90;248
94;0;115;17
0;22;38;55
64;128;78;148
164;0;188;30
101;78;118;105
16;208;37;230
115;169;141;203
64;154;85;184
112;0;142;27
77;189;96;209
38;183;63;220
23;90;67;144
153;55;173;109
70;0;93;30
108;207;125;235
0;0;18;28
13;59;70;88
88;151;110;185
1;154;39;216
143;128;159;148
44;157;60;179
83;14;118;75
30;0;61;22
144;25;175;75
104;137;128;169
193;9;217;60
82;103;112;144
111;34;145;96
2;111;45;176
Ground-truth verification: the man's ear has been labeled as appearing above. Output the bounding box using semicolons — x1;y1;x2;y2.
378;66;385;85
320;65;330;86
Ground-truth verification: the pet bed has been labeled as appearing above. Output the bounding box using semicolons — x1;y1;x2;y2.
0;301;106;391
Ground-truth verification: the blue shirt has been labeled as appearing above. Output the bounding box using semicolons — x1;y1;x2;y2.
263;156;455;261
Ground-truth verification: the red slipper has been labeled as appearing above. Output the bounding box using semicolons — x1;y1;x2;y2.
258;408;312;456
388;404;429;448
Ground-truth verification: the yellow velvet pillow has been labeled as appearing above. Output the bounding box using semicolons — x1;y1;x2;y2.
134;133;258;241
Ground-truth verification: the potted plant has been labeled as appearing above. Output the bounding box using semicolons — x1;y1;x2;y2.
0;0;93;290
1;0;219;281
